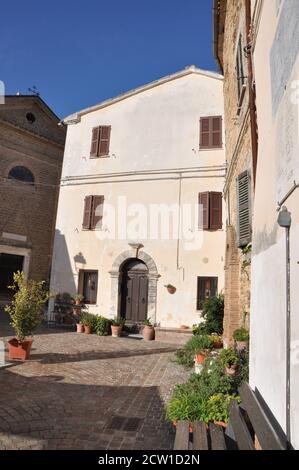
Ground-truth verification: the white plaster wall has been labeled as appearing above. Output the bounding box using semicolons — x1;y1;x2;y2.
251;0;299;448
50;70;226;328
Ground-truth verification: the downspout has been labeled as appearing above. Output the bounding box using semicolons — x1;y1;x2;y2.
176;174;184;280
245;0;258;188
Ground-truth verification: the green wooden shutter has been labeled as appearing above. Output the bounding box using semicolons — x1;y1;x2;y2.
238;171;251;247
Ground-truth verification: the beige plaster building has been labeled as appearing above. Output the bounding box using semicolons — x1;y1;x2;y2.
49;67;226;328
0;95;65;302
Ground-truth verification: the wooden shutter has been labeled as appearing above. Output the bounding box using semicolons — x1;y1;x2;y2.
198;192;209;229
200;118;211;148
210;277;218;297
238;171;251;247
212;117;222;148
82;195;93;229
91;195;104;229
98;126;111;156
209;192;223;230
90;127;100;157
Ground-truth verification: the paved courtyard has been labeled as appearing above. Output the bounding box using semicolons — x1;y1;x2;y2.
0;314;189;450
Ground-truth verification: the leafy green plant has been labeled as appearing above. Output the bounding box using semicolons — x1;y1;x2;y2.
233;328;249;342
95;316;113;336
111;317;125;327
81;312;97;329
193;294;224;335
73;294;84;302
166;386;207;422
205;394;240;423
143;318;153;326
5;271;50;341
175;335;213;368
220;348;239;367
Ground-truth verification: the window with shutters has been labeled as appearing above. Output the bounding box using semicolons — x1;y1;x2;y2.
197;277;218;310
199;116;222;149
237;171;251;247
90;126;111;157
78;270;98;305
198;192;222;230
82;195;104;230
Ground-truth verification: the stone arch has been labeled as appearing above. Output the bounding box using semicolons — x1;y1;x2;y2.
109;249;159;323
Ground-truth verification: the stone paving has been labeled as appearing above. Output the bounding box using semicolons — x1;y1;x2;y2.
0;315;189;450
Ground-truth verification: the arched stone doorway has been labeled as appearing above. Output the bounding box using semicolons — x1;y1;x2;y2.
109;249;159;323
120;259;148;322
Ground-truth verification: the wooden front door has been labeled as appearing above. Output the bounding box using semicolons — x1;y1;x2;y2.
120;260;148;322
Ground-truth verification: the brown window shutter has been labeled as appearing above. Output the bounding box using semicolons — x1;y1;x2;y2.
212;117;222;148
209;192;223;230
200;118;211;148
90;127;100;157
82;195;93;229
98;126;111;156
238;171;251;247
198;192;209;229
91;195;104;229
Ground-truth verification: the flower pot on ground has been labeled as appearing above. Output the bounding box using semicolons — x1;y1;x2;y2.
111;318;125;337
193;334;213;364
233;328;250;352
143;319;155;341
209;334;223;349
5;271;50;361
76;323;84;333
220;348;239;376
8;338;33;361
81;312;96;335
73;294;84;306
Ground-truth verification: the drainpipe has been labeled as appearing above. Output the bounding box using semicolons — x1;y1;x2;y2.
245;0;258;188
277;206;292;448
176;174;184;280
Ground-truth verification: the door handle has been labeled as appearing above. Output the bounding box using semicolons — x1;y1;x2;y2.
127;297;131;304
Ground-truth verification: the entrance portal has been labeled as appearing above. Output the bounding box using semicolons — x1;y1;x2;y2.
120;259;149;322
0;253;24;299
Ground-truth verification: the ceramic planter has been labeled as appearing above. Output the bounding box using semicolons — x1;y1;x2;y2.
111;325;122;337
77;323;84;333
8;338;33;360
194;352;206;364
235;340;249;352
143;325;155;341
225;364;238;376
166;285;176;294
84;325;92;335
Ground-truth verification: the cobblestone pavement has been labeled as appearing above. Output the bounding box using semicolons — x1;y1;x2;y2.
0;315;189;450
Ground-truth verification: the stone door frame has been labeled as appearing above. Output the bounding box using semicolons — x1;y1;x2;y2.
109;249;159;324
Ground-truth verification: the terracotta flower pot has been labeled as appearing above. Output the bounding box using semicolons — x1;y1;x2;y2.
84;325;92;335
111;325;122;337
214;421;227;428
8;338;33;361
225;364;238;376
213;340;223;349
172;420;193;433
143;325;155;341
166;285;176;294
194;352;206;364
235;340;249;352
75;299;81;305
77;323;84;333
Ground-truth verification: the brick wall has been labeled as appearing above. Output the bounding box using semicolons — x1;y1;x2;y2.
219;0;253;344
0;98;65;284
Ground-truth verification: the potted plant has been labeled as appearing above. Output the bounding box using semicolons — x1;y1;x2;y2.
220;348;239;376
76;318;84;333
193;334;213;364
81;312;95;334
73;294;84;306
233;328;249;352
164;284;176;294
209;333;223;349
143;318;155;341
205;393;239;427
111;317;124;337
5;271;49;360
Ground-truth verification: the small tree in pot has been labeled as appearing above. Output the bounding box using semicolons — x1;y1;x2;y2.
193;334;214;364
143;318;155;341
111;317;125;337
220;348;239;376
5;271;50;360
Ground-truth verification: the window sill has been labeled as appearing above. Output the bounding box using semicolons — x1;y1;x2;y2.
89;155;110;159
82;228;104;231
199;146;224;151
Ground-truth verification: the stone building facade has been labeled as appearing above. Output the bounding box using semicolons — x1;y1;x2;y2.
0;95;65;301
213;0;257;345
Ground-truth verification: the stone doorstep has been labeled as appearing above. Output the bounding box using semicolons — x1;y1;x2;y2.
154;327;192;345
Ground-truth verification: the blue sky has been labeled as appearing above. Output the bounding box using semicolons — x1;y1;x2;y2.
1;0;217;118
